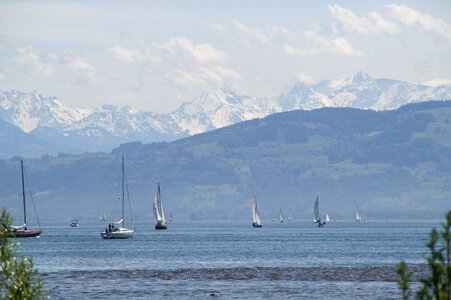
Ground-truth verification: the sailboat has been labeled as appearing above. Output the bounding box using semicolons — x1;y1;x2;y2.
153;182;167;230
287;212;293;221
279;208;284;223
251;196;262;228
99;213;106;222
70;219;79;227
355;207;362;222
313;196;326;227
101;156;134;239
325;213;330;222
10;160;42;238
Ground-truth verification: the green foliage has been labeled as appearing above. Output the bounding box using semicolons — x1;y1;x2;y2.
398;210;451;300
398;261;412;300
0;208;44;299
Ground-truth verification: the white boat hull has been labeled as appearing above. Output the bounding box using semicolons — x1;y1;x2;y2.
101;228;134;239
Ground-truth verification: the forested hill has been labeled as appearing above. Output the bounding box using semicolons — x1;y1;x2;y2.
1;101;450;221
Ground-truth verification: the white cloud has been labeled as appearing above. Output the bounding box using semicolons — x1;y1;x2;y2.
286;30;365;57
108;45;161;64
329;4;400;36
296;72;316;85
65;56;98;83
387;4;451;41
368;12;401;35
14;47;54;76
12;47;101;84
156;37;229;64
168;66;242;91
215;20;288;46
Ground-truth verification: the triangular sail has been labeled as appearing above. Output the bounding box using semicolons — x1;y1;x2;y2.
279;208;284;222
355;207;361;221
153;183;166;224
313;197;320;223
325;213;330;222
252;196;261;225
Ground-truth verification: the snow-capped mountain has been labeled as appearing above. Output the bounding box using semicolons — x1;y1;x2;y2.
172;90;279;135
0;90;87;133
1;71;450;156
278;71;451;111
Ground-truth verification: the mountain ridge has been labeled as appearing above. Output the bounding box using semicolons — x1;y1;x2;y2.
1;72;451;156
1;100;450;220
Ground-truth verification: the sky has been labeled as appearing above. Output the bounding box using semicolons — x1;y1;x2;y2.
0;0;450;113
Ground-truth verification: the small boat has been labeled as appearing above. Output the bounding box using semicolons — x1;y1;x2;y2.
101;156;134;239
314;197;326;227
251;195;262;228
153;182;167;230
287;212;293;221
279;208;284;223
70;219;79;227
169;213;173;222
99;213;107;222
325;213;330;222
355;207;362;222
10;160;42;238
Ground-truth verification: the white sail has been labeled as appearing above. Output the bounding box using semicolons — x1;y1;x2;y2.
279;208;284;223
287;212;293;221
325;213;330;222
313;197;320;223
252;196;262;226
355;207;361;222
153;183;166;225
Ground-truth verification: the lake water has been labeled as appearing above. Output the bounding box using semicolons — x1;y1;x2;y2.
17;220;434;299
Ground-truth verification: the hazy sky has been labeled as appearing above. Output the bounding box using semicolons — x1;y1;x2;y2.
0;0;450;112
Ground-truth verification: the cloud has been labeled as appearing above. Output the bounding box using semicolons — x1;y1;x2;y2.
65;56;98;84
296;72;316;85
168;66;242;91
108;45;161;64
329;4;400;36
12;47;101;84
286;30;365;57
387;4;451;41
14;47;54;76
156;37;229;64
214;20;288;46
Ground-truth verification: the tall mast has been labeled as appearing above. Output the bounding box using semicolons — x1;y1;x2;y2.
121;155;125;227
21;160;27;228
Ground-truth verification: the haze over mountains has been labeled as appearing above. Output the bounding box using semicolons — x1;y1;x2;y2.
1;101;450;221
1;72;451;157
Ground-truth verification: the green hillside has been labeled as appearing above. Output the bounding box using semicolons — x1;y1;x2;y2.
1;101;451;221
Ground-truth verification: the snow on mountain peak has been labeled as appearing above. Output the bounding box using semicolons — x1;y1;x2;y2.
421;79;451;87
1;72;450;144
352;71;372;83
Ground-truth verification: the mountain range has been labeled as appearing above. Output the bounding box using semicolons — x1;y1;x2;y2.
1;100;451;221
1;71;451;157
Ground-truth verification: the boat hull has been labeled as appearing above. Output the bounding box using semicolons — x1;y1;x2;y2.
101;228;134;239
155;223;167;230
12;230;42;238
252;222;262;228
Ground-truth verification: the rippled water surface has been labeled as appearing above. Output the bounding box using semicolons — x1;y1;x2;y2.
18;221;434;299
